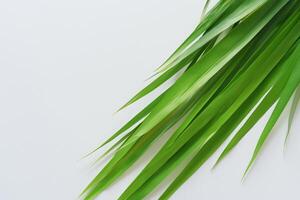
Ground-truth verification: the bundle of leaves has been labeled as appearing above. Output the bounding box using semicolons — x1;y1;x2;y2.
82;0;300;199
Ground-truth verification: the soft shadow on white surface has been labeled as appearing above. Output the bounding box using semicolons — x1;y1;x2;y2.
0;0;299;199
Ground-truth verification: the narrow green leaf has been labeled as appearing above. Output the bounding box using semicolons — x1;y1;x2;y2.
214;45;297;167
285;86;300;146
157;0;269;74
244;40;300;177
155;0;234;72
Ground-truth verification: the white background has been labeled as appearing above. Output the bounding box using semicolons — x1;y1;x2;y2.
0;0;299;199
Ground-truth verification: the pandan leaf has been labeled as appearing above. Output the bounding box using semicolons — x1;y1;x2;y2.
285;86;300;145
82;1;300;199
244;40;300;176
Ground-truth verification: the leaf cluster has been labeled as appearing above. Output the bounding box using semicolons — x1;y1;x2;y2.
82;1;300;199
